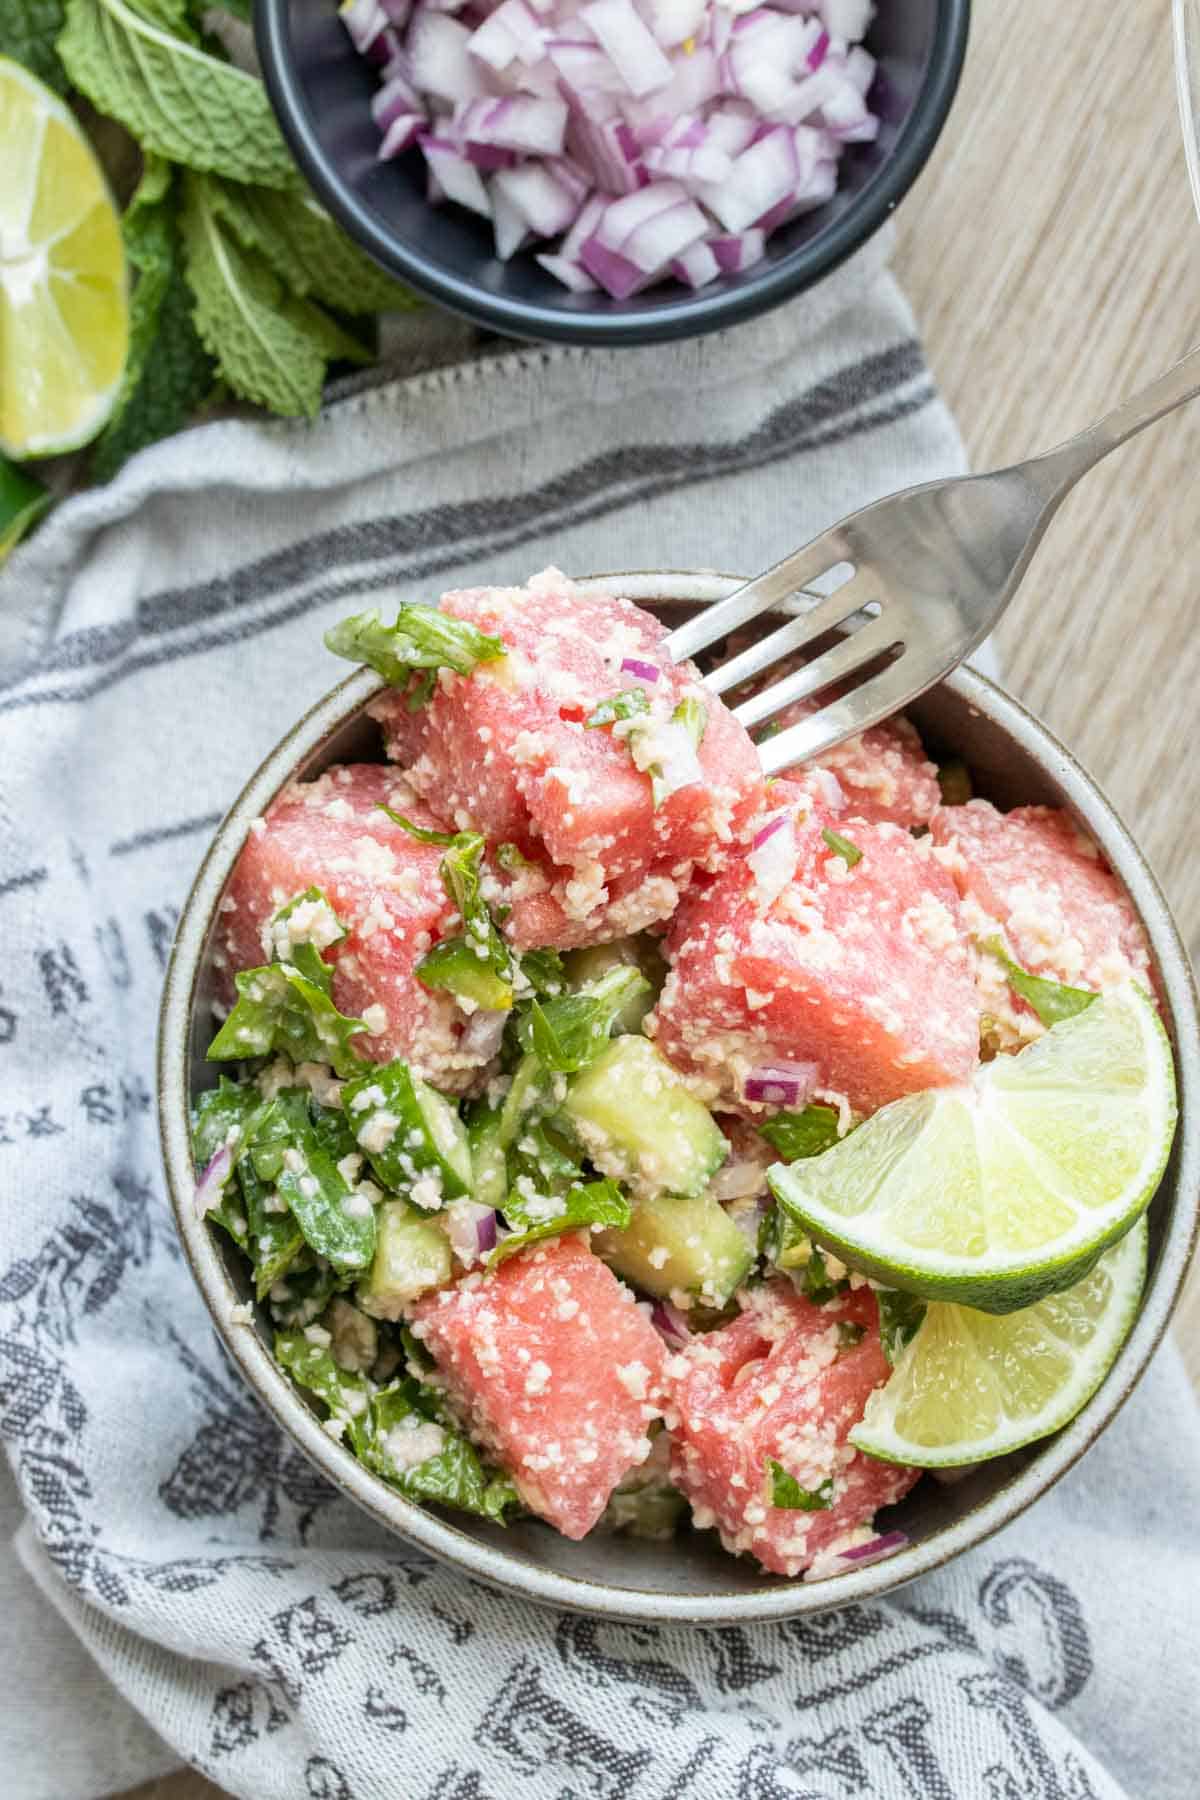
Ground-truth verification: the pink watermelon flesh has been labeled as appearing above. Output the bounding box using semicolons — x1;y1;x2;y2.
369;569;765;947
651;789;980;1116
929;800;1156;1040
409;1236;667;1539
666;1280;920;1577
216;763;488;1091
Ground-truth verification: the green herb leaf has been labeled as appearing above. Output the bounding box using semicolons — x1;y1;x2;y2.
766;1460;833;1511
821;827;863;868
517;966;649;1073
518;947;565;995
759;1103;842;1162
416;833;515;1010
325;604;506;687
492;1174;629;1265
89;156;214;480
343;1059;470;1201
4;0;68;93
497;841;533;872
0;454;51;565
586;688;651;727
375;803;457;846
57;0;295;185
207;962;368;1075
982;936;1098;1029
876;1288;927;1366
758;1197;847;1304
199;173;422;316
181;172;368;418
271;1095;376;1275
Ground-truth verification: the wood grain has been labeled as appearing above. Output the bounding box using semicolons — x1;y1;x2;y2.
116;5;1199;1795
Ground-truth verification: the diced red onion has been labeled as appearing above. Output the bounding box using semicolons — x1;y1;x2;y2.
650;1298;691;1346
751;812;787;851
343;0;876;297
476;1210;499;1253
443;1199;499;1265
620;656;661;682
581;0;675;97
742;1058;818;1108
195;1142;234;1218
747;809;796;904
834;1529;908;1565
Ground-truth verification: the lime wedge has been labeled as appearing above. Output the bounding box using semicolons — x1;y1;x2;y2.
0;57;129;457
850;1220;1147;1466
767;984;1175;1314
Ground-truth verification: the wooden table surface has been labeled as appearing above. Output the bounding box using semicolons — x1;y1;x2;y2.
118;2;1199;1794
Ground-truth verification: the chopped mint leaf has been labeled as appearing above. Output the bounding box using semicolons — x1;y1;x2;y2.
758;1193;847;1302
518;947;565;996
586;688;651;727
822;827;863;868
496;1053;551;1149
877;1288;927;1366
342;1060;470;1201
416;832;516;1011
518;966;650;1073
766;1460;833;1511
937;758;973;806
759;1103;842;1162
324;604;505;688
982;937;1098;1028
497;841;532;871
672;695;708;749
375;803;457;847
492;1175;630;1266
207;960;367;1077
271;1095;377;1275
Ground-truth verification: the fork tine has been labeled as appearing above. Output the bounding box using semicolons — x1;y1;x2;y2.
702;569;878;697
733;610;902;731
757;653;928;777
659;534;849;665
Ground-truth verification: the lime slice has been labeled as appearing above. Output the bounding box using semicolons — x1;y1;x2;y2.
767;984;1175;1314
850;1219;1147;1466
0;454;50;561
0;57;129;457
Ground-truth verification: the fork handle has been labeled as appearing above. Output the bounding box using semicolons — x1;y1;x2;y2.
1031;341;1200;494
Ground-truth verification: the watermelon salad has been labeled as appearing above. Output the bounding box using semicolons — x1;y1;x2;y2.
194;568;1156;1579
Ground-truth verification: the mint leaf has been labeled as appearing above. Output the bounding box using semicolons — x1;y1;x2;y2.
416;833;516;1011
272;1098;376;1275
518;966;649;1073
497;841;532;872
202;174;421;316
375;804;456;847
518;947;564;995
58;0;295;185
822;827;863;868
324;604;506;685
90;157;215;480
982;936;1097;1029
4;0;69;91
181;173;367;416
586;688;650;728
877;1288;926;1365
492;1175;629;1266
766;1460;833;1510
759;1103;842;1161
207;962;368;1075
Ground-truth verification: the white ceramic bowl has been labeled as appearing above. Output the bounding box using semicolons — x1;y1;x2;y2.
158;571;1200;1622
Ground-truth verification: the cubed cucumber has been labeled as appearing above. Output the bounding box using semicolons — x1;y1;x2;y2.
595;1189;752;1307
343;1061;471;1200
466;1104;509;1209
357;1200;452;1319
563;935;666;1034
561;1034;727;1198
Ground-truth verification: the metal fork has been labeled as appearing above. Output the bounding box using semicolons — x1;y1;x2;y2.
662;345;1200;777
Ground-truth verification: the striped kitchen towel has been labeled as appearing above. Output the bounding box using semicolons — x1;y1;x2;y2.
4;235;1196;1800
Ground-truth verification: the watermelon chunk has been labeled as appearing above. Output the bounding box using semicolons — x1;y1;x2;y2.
666;1280;920;1577
929;800;1156;1047
216;763;488;1091
650;791;980;1117
409;1236;667;1538
369;569;765;947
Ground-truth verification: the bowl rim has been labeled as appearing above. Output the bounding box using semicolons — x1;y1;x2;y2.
253;0;973;347
158;568;1200;1623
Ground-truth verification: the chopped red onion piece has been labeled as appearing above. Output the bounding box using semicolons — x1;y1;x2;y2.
620;656;661;682
669;240;716;287
650;1298;692;1346
493;160;583;237
195;1142;234;1218
378;111;426;157
380;0;412;28
443;1199;499;1265
546;38;629;99
842;43;876;95
466;0;546;69
339;0;398;65
818;0;874;41
560;191;608;261
408;12;491;101
836;1530;909;1565
476;1210;499;1254
581;0;675;97
419;135;493;216
742;1059;818;1108
698;125;797;232
710;226;765;272
807;25;830;67
455;94;569;156
567;111;645;195
578;237;648;298
641;0;707;48
536;251;600;291
491;179;533;256
751;812;787;850
372;69;422;130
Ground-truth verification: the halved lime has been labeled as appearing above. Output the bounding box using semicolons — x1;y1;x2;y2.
850;1219;1147;1466
767;984;1174;1314
0;57;129;457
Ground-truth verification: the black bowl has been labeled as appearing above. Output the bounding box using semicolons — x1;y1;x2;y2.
256;0;971;346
